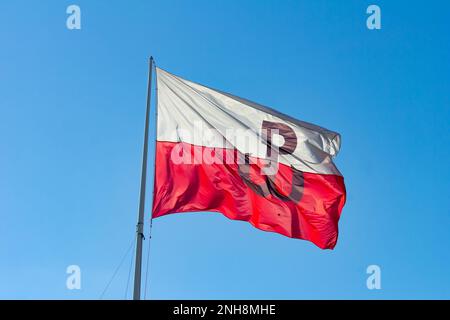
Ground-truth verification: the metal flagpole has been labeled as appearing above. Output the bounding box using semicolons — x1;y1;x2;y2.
133;56;154;300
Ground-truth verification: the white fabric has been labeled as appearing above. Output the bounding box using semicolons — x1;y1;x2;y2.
156;67;342;176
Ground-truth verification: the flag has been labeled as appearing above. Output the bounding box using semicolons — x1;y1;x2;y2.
152;68;346;249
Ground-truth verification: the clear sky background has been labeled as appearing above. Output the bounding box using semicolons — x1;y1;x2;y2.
0;0;449;299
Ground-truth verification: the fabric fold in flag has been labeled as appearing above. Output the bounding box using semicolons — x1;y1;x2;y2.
152;67;346;249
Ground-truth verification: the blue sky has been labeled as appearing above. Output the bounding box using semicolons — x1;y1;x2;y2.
0;0;449;299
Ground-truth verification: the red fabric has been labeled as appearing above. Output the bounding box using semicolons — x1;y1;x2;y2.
152;141;346;249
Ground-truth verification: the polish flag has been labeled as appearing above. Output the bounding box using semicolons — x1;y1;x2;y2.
152;68;346;249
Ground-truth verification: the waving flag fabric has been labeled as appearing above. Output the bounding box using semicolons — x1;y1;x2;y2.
152;68;346;249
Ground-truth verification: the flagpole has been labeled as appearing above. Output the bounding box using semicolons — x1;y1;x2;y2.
133;56;154;300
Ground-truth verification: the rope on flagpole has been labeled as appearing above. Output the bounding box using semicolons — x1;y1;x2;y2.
100;236;135;299
143;218;154;300
124;240;136;299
